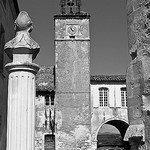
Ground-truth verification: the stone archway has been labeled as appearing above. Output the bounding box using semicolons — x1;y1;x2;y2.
95;119;130;150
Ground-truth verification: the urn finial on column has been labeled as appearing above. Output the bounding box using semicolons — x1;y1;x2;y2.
4;11;40;73
5;11;40;60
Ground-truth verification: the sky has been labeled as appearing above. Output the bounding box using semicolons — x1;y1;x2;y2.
17;0;130;75
98;124;120;134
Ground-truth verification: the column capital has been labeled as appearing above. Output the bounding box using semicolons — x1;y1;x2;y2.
5;63;39;75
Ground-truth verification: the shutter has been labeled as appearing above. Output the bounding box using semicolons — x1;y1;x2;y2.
115;87;121;107
109;87;114;107
93;87;99;108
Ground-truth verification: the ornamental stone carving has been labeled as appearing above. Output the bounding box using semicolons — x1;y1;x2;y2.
5;11;40;60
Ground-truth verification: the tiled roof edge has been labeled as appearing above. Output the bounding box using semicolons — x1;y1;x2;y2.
91;75;126;82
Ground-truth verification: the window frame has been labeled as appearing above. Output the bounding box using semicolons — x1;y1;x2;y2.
120;87;127;107
99;87;109;107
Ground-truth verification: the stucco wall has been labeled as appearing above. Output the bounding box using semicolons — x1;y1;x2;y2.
91;84;128;149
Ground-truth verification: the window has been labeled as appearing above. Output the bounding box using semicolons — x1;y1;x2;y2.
45;94;55;106
99;87;108;107
0;25;5;72
50;93;55;106
44;134;55;150
45;95;49;106
121;87;127;107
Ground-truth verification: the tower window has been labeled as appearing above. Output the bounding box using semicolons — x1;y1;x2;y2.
99;87;108;107
121;87;127;107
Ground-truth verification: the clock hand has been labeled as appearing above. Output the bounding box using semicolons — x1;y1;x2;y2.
71;27;74;32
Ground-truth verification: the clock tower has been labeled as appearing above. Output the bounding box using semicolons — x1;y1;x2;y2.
54;0;91;149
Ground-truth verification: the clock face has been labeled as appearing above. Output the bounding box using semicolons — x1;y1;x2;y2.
67;25;77;36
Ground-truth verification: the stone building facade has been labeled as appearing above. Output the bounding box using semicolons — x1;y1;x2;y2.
0;0;19;149
5;0;150;149
1;1;130;149
124;0;150;149
35;72;129;150
35;66;55;150
91;75;129;149
33;1;130;149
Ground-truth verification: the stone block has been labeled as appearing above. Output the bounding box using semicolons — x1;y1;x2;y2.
55;93;91;129
56;125;91;150
127;95;143;123
126;59;143;98
127;6;150;53
141;55;150;95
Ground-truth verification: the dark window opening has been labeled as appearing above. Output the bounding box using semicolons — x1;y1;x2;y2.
45;95;49;106
50;94;55;105
69;36;75;38
44;134;55;150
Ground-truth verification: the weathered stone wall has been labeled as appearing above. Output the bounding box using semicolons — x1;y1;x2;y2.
125;0;150;148
35;95;55;150
55;15;91;150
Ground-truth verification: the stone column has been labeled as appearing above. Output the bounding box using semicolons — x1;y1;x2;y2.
124;0;150;149
4;11;40;150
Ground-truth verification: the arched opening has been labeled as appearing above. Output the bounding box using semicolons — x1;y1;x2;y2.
97;120;130;150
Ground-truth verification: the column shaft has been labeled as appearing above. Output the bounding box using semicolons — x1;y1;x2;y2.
7;71;35;150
